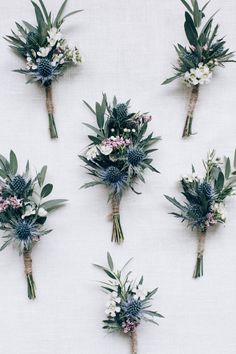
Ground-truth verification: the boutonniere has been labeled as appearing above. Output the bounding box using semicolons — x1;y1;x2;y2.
165;150;236;278
0;151;66;299
80;94;160;244
5;0;82;139
95;253;163;354
162;0;235;138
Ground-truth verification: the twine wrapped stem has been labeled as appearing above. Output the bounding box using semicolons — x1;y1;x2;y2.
111;196;124;244
23;250;36;300
130;331;138;354
193;232;206;278
45;85;58;139
182;84;199;138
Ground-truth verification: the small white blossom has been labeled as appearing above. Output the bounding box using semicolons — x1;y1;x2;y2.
52;53;64;66
99;145;113;156
38;207;48;217
22;205;36;219
183;63;213;87
47;27;62;47
105;299;121;317
110;291;121;303
86;146;99;160
37;46;51;57
133;285;148;301
26;56;37;70
182;173;198;183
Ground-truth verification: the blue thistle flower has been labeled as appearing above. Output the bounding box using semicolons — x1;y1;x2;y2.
98;166;127;193
198;181;214;201
113;103;128;121
35;58;59;84
127;147;145;166
16;221;32;241
122;298;143;320
9;175;27;195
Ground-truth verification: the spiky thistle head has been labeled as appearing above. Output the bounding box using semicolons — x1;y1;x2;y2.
198;181;215;201
123;298;143;320
16;220;32;241
26;31;39;46
9;175;27;195
127;147;145;166
98;166;127;193
113;103;128;121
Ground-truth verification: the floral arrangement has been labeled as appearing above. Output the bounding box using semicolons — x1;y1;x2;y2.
95;253;163;354
0;151;66;299
162;0;235;137
80;94;160;244
165;150;236;278
5;0;82;139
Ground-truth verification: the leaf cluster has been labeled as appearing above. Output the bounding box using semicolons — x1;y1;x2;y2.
95;253;163;332
163;0;235;85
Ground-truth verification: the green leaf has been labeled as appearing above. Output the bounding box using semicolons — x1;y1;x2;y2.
38;165;47;187
180;0;193;14
184;12;198;46
83;100;96;115
9;150;18;175
83;123;105;138
31;1;46;33
234;149;236;169
0;170;7;179
225;158;231;179
54;0;67;26
62;9;83;21
41;183;53;198
40;199;67;212
107;252;114;271
38;0;50;22
0;239;12;252
216;171;224;190
162;74;181;85
96;102;104;129
202;0;211;12
193;0;201;27
80;181;102;189
22;21;37;32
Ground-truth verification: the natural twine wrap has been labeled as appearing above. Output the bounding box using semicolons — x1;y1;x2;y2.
182;84;199;137
23;250;33;276
46;85;54;116
197;232;206;259
45;85;58;138
112;197;120;217
131;331;138;354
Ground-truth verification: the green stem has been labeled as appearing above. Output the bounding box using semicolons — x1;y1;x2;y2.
26;273;36;300
48;113;58;139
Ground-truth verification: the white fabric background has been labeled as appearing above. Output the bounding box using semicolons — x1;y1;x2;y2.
0;0;236;353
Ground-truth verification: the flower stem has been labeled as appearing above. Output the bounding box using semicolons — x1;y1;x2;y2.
130;331;138;354
45;85;58;139
23;250;36;300
182;84;199;138
193;232;206;278
111;197;124;244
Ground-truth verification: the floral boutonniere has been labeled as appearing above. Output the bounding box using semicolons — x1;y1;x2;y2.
165;150;236;278
95;253;163;354
80;94;160;244
0;151;66;299
5;0;82;139
162;0;235;138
